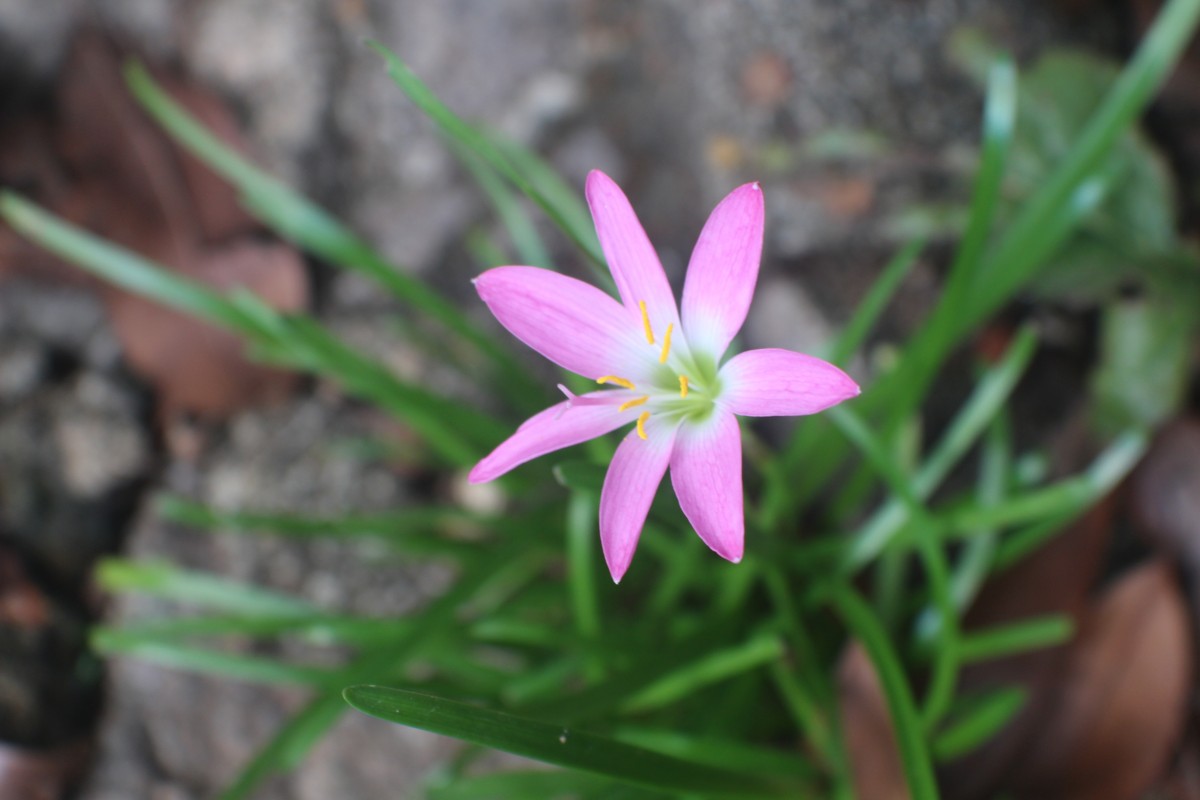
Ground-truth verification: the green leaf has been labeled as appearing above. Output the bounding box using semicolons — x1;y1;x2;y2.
92;629;340;686
932;687;1026;761
343;686;800;797
448;138;552;268
96;559;313;615
618;633;784;715
158;494;483;541
1091;294;1195;434
958;615;1074;662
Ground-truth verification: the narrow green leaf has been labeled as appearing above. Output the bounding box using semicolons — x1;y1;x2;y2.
619;633;784;715
343;686;798;797
449;139;552;268
948;430;1147;537
932;687;1026;762
159;494;481;539
959;615;1074;662
566;491;602;646
96;559;313;615
92;630;340;686
611;727;818;780
826;238;924;367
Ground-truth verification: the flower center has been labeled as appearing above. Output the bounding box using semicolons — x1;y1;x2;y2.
593;300;719;440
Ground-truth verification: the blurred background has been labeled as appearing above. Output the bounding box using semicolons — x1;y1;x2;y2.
2;1;1195;798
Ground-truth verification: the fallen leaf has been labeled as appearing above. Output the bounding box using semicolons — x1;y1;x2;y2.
154;73;261;243
1;31;310;421
817;177;875;218
1130;417;1200;566
740;51;793;109
1007;560;1192;800
105;240;307;418
938;499;1113;799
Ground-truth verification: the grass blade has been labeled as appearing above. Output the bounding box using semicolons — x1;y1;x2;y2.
343;686;800;797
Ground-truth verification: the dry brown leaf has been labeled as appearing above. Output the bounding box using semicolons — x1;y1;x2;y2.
1;32;311;421
838;641;911;800
105;240;307;418
939;500;1113;799
1008;560;1192;800
1131;417;1200;565
154;74;261;243
52;34;196;263
740;50;793;109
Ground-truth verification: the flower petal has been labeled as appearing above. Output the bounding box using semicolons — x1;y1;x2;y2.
680;183;764;359
469;393;629;483
474;266;644;379
599;417;678;583
719;348;860;417
670;410;744;563
586;170;680;329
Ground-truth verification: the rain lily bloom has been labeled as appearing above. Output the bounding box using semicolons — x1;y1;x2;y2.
469;170;859;582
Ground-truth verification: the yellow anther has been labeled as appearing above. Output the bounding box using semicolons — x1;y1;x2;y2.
618;395;650;412
597;375;636;390
639;301;655;345
636;411;651;440
679;375;689;398
659;323;674;364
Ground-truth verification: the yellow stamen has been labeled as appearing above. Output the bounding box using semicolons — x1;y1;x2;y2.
679;375;689;398
618;395;650;412
597;375;636;390
659;323;674;363
636;411;651;440
639;301;655;345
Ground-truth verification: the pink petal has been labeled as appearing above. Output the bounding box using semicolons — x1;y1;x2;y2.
719;348;860;417
474;266;644;380
469;393;628;483
670;410;744;563
680;183;764;359
599;418;679;583
586;170;681;329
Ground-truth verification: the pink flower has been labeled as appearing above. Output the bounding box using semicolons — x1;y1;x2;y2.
469;171;859;582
